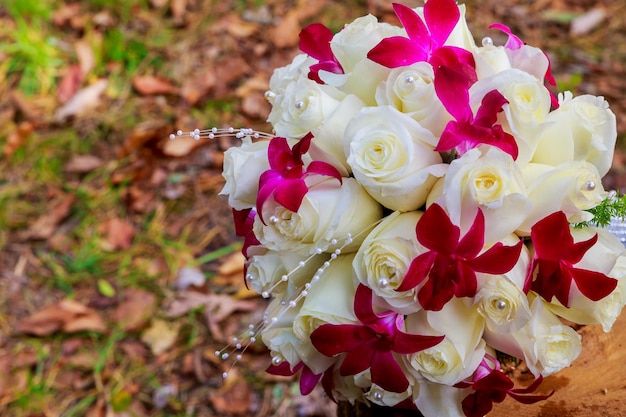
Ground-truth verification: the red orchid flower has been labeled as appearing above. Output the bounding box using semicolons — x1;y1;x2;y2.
310;285;444;393
526;211;618;307
457;368;553;417
267;361;322;395
397;204;523;311
299;23;344;84
489;23;559;108
434;67;518;159
256;134;342;224
232;208;260;258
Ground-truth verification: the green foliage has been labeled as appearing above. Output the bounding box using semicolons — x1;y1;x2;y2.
574;193;626;228
102;28;150;74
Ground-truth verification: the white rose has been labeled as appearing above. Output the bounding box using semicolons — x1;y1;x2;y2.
324;365;366;405
220;137;269;210
545;230;626;332
254;177;383;255
345;106;446;212
433;146;530;245
470;69;551;167
266;53;316;100
246;251;329;298
517;161;608;234
485;297;582;377
268;76;345;139
532;92;617;176
414;379;469;417
375;62;450;136
351;370;413;408
403;298;485;385
473;44;512;80
353;211;424;312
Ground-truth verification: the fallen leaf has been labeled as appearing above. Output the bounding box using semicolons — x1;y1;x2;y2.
2;121;34;157
132;75;179;96
101;218;135;251
17;299;106;336
181;70;217;105
75;38;96;78
23;193;75;240
149;0;169;8
210;369;252;415
241;92;270;119
54;79;108;122
176;266;206;290
217;252;245;276
270;10;301;48
166;291;258;338
140;319;180;355
161;135;204;157
51;3;83;27
119;119;170;157
112;288;157;331
64;155;104;173
57;64;84;104
570;8;606;36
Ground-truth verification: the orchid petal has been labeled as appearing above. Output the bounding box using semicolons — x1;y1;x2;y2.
530;212;574;261
435;122;463;152
489;23;524;50
462;391;496;417
370;351;409;393
416;204;460;254
454;261;478;298
273;179;308;213
266;361;302;376
424;0;460;47
367;36;429;68
393;331;444;355
570;266;618;302
300;365;323;395
305;160;343;183
467;240;523;275
474;90;509;128
232;208;253;237
418;269;455;311
456;208;485;259
340;344;375;376
299;23;335;61
267;137;293;170
434;64;472;122
311;324;370;356
567;233;598;264
392;3;430;46
256;171;284;223
397;251;436;292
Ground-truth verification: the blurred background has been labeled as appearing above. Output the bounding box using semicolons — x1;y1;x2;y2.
0;0;624;416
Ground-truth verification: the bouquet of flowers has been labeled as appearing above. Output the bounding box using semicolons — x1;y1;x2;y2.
194;0;626;415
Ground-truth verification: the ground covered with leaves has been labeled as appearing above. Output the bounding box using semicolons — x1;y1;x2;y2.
0;0;625;416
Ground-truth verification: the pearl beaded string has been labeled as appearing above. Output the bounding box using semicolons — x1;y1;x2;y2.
169;127;274;141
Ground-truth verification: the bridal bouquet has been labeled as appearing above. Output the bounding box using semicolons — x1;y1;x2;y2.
212;0;626;415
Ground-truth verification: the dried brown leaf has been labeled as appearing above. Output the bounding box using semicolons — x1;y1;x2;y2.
140;319;180;355
161;136;204;157
210;369;252;415
64;155;104;173
75;38;96;78
132;75;179;96
16;299;106;336
2;121;34;157
241;92;271;119
57;64;84;104
54;79;108;122
51;3;83;27
101;218;135;251
23;193;75;240
112;288;157;331
217;252;245;276
181;71;217;105
270;10;301;48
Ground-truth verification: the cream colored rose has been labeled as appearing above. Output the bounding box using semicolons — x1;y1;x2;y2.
485;297;582;377
403;298;485;385
268;76;345;139
414;379;469;417
345;106;446;212
470;69;551;167
432;146;530;245
353;371;412;408
353;211;424;312
532;92;617;177
375;62;450;136
220;137;269;210
473;44;512;80
517;161;608;234
266;53;316;100
254;178;383;255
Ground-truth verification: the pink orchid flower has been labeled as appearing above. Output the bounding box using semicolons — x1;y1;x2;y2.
456;356;553;417
310;285;444;393
256;134;342;224
397;204;523;311
231;208;260;258
526;211;618;307
299;23;344;84
267;361;322;395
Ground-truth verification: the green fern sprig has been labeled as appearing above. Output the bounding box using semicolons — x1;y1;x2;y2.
574;193;626;228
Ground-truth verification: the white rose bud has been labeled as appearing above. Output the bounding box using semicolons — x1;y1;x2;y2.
473;44;512;80
532;92;617;177
403;298;486;385
254;178;383;255
485;296;582;377
433;146;530;245
353;211;424;312
375;62;450;136
345;106;446;212
266;54;316;100
220;137;269;210
518;161;607;234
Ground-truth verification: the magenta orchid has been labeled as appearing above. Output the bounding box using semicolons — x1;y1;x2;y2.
456;357;553;417
434;73;518;159
397;204;523;311
231;208;260;258
310;285;444;393
266;361;323;395
299;23;344;84
256;134;342;224
526;211;618;307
